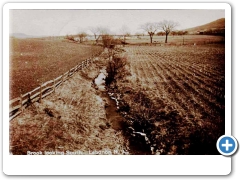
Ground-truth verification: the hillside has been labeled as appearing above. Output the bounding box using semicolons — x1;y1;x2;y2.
10;33;37;39
184;18;225;34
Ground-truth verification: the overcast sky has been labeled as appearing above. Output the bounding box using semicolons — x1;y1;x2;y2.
10;9;225;36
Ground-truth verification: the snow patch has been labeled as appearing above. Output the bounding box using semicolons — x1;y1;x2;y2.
94;69;107;91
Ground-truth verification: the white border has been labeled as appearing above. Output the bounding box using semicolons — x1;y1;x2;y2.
3;3;231;175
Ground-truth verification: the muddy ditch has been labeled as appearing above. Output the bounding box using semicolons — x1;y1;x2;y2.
93;68;154;155
94;69;124;131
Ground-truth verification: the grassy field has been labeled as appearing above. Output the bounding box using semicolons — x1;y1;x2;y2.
10;54;130;155
125;35;224;45
115;44;225;154
10;38;102;99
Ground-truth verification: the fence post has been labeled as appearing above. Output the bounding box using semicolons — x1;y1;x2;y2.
68;70;70;78
39;83;42;103
79;63;82;70
53;79;55;93
61;74;64;82
28;92;31;104
20;94;23;112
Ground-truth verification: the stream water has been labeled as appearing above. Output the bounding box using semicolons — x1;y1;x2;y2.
94;69;124;131
94;69;152;155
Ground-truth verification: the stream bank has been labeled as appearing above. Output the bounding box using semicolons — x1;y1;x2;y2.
94;69;124;131
94;68;153;155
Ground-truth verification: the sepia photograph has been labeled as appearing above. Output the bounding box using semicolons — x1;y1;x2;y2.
9;8;225;155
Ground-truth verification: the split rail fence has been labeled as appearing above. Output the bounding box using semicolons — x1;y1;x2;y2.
9;52;102;121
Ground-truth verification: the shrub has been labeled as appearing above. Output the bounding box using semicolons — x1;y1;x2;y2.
102;35;114;49
105;56;128;86
65;35;75;41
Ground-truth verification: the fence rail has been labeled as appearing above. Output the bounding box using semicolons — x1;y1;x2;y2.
9;52;102;121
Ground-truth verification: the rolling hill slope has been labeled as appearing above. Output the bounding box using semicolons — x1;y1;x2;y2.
184;18;225;34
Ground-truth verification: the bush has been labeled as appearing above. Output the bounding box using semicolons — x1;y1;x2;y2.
102;35;114;48
65;35;75;41
105;56;128;86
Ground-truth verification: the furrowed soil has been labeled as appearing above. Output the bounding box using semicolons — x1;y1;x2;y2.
112;44;225;155
10;38;102;99
10;52;130;155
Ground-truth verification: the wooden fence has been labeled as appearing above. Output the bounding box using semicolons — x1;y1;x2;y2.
9;53;101;121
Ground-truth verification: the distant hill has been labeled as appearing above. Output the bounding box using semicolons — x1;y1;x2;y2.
184;18;225;34
10;33;43;39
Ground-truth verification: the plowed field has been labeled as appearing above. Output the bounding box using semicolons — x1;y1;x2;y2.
122;44;225;154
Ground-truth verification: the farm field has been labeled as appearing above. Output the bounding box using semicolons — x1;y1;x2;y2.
8;36;225;155
125;35;224;45
117;44;225;154
10;38;102;99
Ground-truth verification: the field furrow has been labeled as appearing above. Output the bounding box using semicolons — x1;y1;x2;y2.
147;58;190;117
155;59;215;121
124;45;225;126
158;58;225;113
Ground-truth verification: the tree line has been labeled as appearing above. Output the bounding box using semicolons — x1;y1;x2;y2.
65;19;224;45
65;20;179;44
140;20;179;43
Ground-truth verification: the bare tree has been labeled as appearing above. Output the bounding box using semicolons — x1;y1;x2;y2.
120;25;131;45
78;32;87;43
140;22;158;44
158;20;179;43
90;26;109;44
89;27;100;44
